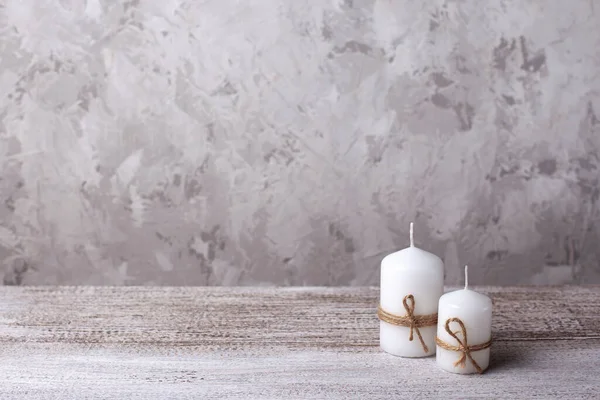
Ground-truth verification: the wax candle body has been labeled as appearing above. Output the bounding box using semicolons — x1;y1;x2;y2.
379;245;444;357
436;288;492;374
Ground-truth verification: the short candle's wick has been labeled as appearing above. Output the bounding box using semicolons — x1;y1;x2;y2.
464;265;469;290
409;222;414;247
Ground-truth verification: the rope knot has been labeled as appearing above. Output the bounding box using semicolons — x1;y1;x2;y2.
377;294;437;353
435;317;492;374
402;294;418;343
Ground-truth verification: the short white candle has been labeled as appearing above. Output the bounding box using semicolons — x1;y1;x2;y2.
436;266;493;374
379;223;444;357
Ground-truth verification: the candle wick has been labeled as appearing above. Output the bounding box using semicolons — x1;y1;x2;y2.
409;222;414;247
464;265;468;290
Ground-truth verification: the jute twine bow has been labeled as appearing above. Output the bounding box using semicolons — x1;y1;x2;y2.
435;317;493;374
377;294;438;353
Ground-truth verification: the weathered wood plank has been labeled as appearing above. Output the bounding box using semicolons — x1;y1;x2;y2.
0;340;597;399
0;286;598;399
0;286;598;347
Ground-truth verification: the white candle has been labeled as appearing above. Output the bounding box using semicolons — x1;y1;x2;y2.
379;223;444;357
436;266;493;374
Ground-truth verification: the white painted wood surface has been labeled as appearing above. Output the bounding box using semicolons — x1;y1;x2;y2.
0;286;598;399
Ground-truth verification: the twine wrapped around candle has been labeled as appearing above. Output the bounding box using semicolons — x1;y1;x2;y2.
377;294;438;353
435;317;493;374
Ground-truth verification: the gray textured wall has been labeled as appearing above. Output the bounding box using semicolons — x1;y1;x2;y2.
0;0;599;286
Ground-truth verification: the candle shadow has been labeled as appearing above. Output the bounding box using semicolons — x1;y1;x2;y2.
488;343;525;372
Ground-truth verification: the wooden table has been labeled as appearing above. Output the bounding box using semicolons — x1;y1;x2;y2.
0;286;598;399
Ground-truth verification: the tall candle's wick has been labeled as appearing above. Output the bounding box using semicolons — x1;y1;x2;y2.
464;265;469;290
409;222;414;247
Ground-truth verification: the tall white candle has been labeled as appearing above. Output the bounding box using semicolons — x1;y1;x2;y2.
436;266;493;374
379;223;444;357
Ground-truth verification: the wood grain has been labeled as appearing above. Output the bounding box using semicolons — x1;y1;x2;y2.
0;286;598;399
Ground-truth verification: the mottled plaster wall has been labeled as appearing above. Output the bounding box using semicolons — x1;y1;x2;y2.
0;0;599;286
